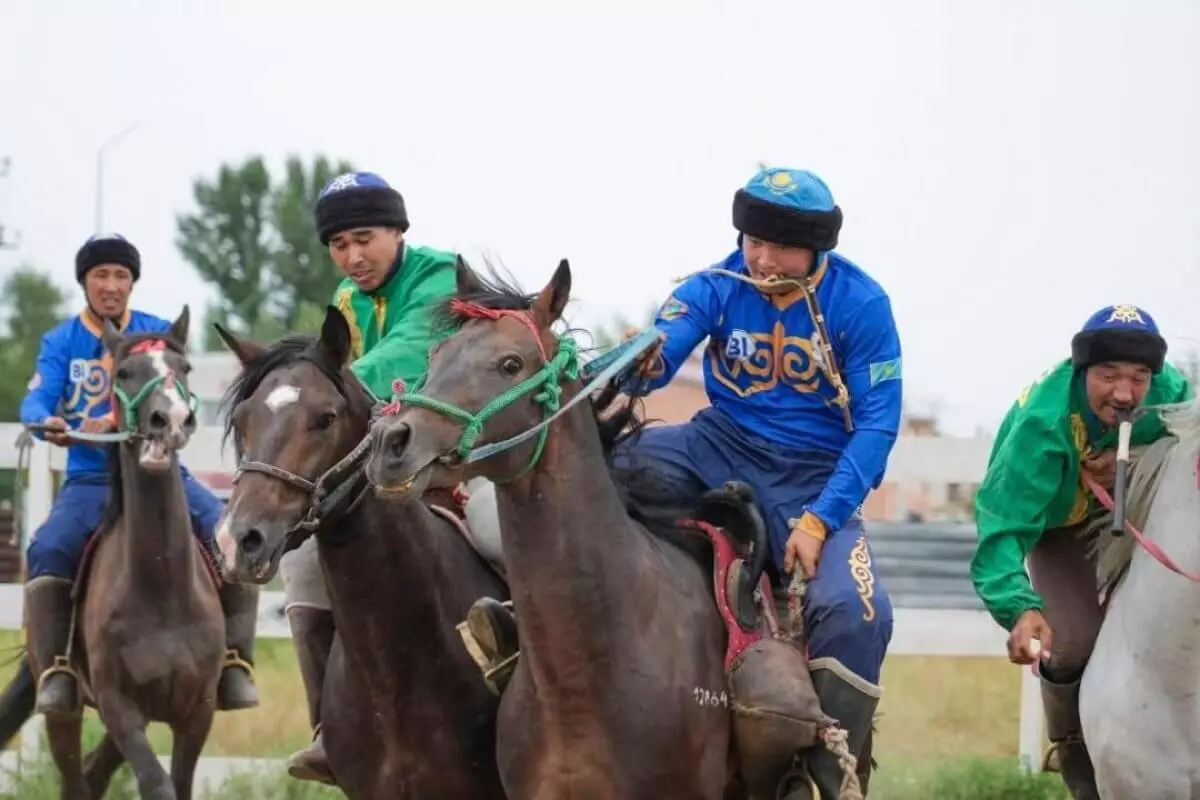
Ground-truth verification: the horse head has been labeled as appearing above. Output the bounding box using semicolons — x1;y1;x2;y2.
366;256;574;497
213;307;374;584
101;304;196;473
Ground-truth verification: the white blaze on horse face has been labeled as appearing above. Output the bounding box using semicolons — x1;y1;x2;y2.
265;384;301;413
148;350;192;427
216;499;240;572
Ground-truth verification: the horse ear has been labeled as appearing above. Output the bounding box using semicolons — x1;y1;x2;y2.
214;321;266;366
168;304;191;347
319;306;352;366
532;258;571;328
455;255;485;298
101;318;123;357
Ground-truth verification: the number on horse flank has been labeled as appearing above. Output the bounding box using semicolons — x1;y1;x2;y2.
383;300;662;483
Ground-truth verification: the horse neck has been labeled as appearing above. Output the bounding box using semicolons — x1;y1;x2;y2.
317;492;488;674
493;396;644;646
113;444;198;593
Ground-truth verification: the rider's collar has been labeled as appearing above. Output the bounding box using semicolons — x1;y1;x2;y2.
79;306;131;338
365;242;406;297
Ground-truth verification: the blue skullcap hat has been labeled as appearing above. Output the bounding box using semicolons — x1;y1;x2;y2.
732;167;842;250
314;171;409;244
1071;304;1167;373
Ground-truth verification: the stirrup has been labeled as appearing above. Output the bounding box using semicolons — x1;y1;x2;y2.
37;655;83;714
221;648;256;682
777;761;819;800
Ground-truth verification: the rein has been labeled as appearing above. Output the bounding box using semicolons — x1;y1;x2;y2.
23;338;198;446
1082;456;1200;582
385;300;662;482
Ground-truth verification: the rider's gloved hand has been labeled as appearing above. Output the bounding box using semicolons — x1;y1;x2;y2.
784;511;827;579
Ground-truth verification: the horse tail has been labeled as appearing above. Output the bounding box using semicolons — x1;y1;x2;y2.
0;650;36;748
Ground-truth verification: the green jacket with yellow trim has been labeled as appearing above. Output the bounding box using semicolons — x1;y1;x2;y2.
970;358;1193;631
333;243;458;400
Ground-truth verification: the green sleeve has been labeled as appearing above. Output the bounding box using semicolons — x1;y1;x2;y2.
970;413;1068;631
349;268;457;400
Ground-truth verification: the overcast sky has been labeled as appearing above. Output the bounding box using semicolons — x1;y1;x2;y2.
1;0;1197;435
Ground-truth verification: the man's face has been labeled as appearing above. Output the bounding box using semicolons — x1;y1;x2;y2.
741;236;816;282
84;264;134;319
1085;361;1152;426
327;226;403;292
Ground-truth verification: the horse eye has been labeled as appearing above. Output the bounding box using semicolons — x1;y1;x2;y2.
315;412;337;430
116;368;129;381
499;356;524;376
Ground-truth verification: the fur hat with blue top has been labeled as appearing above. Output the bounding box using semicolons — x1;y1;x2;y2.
75;233;140;284
732;166;843;252
314;171;409;245
1071;304;1167;374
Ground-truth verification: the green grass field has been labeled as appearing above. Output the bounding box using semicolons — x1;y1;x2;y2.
0;632;1066;798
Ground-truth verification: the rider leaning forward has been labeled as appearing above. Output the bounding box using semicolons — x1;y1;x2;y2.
971;304;1193;798
463;165;905;798
278;171;460;783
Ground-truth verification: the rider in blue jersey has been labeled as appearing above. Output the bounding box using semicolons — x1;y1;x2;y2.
465;167;903;798
19;233;260;717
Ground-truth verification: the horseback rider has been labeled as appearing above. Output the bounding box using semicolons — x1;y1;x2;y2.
281;171;461;783
19;233;260;718
462;166;902;797
971;304;1193;799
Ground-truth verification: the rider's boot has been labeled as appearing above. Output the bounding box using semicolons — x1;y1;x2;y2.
781;657;881;800
25;576;82;719
285;606;336;785
1039;670;1100;799
215;581;260;710
460;597;519;695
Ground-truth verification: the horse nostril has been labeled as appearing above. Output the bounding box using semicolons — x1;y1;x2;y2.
148;410;169;431
386;423;411;459
240;528;265;555
184;411;196;429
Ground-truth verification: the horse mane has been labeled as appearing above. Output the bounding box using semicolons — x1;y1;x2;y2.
438;258;713;566
99;327;190;535
219;334;373;461
1084;397;1200;591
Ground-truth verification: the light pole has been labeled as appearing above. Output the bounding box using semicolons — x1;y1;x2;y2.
94;122;142;232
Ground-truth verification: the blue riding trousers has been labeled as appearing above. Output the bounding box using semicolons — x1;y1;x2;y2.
611;407;893;684
26;471;225;580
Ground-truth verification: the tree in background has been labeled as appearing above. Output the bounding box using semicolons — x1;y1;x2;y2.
175;154;355;350
0;266;68;422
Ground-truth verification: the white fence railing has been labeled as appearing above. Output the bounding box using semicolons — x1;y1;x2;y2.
0;423;1046;788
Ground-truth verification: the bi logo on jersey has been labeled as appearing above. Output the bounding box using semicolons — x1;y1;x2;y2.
725;330;755;362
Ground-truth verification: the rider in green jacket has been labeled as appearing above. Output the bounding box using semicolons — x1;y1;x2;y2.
281;171;459;784
971;303;1192;798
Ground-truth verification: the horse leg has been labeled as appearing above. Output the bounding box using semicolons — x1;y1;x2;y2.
45;715;89;800
96;692;174;799
169;704;215;800
83;731;126;798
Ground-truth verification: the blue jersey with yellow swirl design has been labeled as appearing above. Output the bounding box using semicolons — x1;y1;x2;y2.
639;248;904;530
20;309;173;478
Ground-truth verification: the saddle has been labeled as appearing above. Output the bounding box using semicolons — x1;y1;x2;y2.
685;482;836;799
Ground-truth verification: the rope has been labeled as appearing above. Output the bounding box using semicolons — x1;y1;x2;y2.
818;726;863;800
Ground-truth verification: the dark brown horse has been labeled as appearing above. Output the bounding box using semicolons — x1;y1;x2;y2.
211;310;508;799
2;307;231;799
363;260;772;799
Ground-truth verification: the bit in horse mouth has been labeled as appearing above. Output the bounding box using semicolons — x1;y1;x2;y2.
376;472;418;496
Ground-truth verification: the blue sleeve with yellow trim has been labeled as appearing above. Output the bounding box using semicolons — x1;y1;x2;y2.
806;295;903;532
627;273;724;394
20;327;70;431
